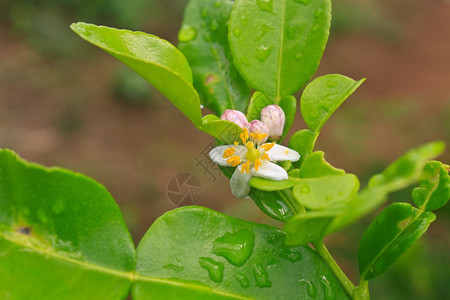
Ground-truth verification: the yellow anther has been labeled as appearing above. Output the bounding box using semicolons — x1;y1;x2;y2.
234;141;239;146
254;158;262;171
285;150;289;154
261;153;269;160
245;141;254;150
241;161;250;173
250;132;256;139
223;147;236;158
226;155;241;167
261;142;275;151
258;133;267;141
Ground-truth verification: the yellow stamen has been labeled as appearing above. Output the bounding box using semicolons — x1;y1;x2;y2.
254;158;262;171
241;161;250;173
261;142;275;151
240;128;249;144
250;132;256;139
258;133;267;141
245;141;254;150
234;141;239;146
223;147;236;158
261;153;269;160
226;155;241;167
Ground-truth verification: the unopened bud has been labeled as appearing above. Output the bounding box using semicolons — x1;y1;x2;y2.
245;120;269;143
220;110;248;128
260;105;285;141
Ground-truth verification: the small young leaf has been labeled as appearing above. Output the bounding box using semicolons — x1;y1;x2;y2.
229;0;332;98
300;74;365;133
178;0;251;115
299;151;345;178
288;129;318;167
292;174;359;210
284;210;341;246
249;189;294;222
201;116;242;144
412;161;450;211
250;177;296;191
358;203;436;280
0;150;135;299
133;206;349;299
71;22;203;127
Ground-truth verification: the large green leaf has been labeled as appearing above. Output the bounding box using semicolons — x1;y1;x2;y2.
248;189;294;222
133;206;349;299
0;150;135;299
229;0;331;98
358;203;436;280
71;22;202;127
300;74;365;133
178;0;251;115
298;151;345;178
412;161;450;211
288;129;318;167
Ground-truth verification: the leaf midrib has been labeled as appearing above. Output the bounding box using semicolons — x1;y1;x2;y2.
0;230;251;300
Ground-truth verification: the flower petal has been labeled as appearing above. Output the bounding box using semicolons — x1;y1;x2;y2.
230;166;253;198
266;144;300;162
252;161;288;180
209;145;246;166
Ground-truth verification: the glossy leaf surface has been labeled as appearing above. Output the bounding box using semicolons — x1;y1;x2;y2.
248;189;294;222
71;22;202;127
229;0;331;98
288;129;318;167
178;0;251;115
133;206;349;299
0;150;135;299
301;74;365;133
358;203;435;280
201;115;242;144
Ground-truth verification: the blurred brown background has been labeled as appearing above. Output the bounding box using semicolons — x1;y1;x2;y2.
0;0;449;298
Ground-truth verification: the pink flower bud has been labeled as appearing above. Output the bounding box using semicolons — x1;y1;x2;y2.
220;110;248;128
260;105;285;141
245;120;269;143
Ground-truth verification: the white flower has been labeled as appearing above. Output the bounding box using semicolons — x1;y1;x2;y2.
209;127;300;198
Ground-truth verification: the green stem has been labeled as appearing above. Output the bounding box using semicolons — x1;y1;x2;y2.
353;280;370;300
313;240;357;299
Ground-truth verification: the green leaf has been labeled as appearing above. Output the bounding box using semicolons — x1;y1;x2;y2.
278;95;297;141
133;206;349;299
250;177;296;191
0;150;135;299
299;151;345;178
300;74;365;132
178;0;251;115
229;0;332;98
358;203;436;280
71;22;202;127
288;129;318;167
292;174;360;210
412;161;450;211
201;116;242;144
328;141;445;233
284;210;341;246
248;189;294;222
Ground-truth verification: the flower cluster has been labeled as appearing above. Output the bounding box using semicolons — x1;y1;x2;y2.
209;106;300;198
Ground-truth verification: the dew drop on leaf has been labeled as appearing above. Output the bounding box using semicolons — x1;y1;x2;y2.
204;33;211;42
210;20;219;31
314;9;324;18
199;257;224;283
51;198;66;215
253;263;272;288
240;16;248;26
299;279;318;299
163;256;184;272
254;45;274;62
326;79;338;88
233;28;241;37
256;0;274;13
201;6;209;18
280;248;303;262
299;182;311;194
294;0;312;5
214;1;222;8
178;25;197;42
236;273;250;288
320;275;335;300
213;229;255;267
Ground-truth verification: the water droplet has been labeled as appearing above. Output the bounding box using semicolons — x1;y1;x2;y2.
256;0;274;12
254;45;274;62
320;275;335;300
253;263;271;288
178;25;196;42
213;229;255;267
201;7;209;18
236;273;250;288
314;9;324;18
37;209;48;224
240;16;248;26
280;248;302;262
299;183;311;194
163;256;184;272
295;53;303;60
199;257;224;283
210;20;219;31
327;79;338;88
51;198;66;215
267;232;281;245
299;279;317;298
233;28;241;37
255;23;274;42
204;33;211;42
215;1;222;8
287;24;304;40
294;0;312;5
